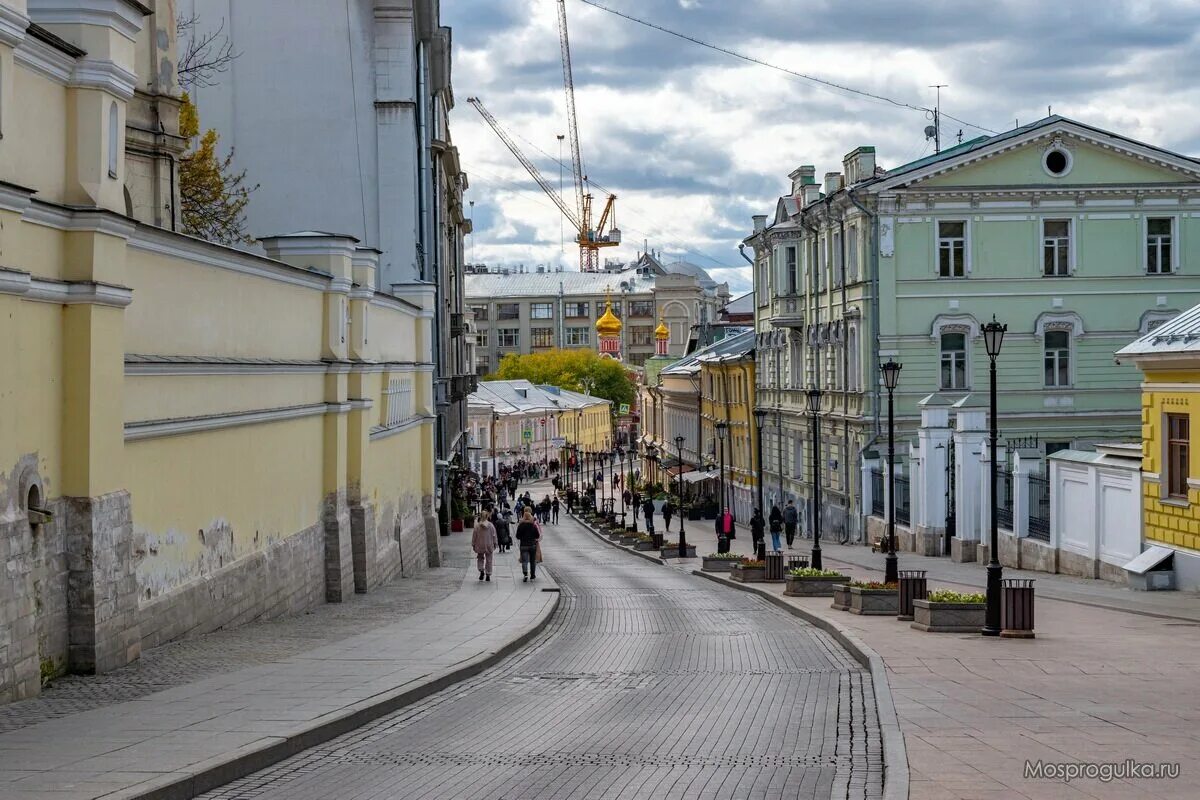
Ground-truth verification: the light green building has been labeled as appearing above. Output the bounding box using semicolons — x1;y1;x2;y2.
746;115;1200;544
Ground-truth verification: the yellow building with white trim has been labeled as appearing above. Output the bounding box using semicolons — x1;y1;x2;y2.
0;0;441;702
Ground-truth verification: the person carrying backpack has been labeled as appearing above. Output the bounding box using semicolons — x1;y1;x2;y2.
515;509;541;582
784;500;799;547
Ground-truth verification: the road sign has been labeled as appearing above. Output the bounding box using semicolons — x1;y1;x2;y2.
619;403;630;415
551;437;566;447
522;429;533;442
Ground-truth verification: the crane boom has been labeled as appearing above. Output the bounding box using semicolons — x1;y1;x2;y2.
467;97;581;232
557;0;585;224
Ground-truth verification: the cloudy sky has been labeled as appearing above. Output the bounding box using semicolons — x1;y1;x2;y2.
444;0;1200;293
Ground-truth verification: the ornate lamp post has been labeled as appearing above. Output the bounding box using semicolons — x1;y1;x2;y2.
616;445;627;529
646;443;659;544
881;359;903;584
674;434;687;555
805;386;823;570
715;420;729;518
628;441;639;532
982;316;1007;637
753;408;767;561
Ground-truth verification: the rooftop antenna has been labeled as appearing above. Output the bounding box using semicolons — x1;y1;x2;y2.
928;84;948;153
956;129;963;144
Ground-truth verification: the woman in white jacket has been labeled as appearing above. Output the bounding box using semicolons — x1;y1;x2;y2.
472;511;499;582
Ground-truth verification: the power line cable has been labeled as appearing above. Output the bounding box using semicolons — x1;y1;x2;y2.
575;0;999;135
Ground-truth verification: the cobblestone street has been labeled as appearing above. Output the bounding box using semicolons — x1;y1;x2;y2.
200;512;883;800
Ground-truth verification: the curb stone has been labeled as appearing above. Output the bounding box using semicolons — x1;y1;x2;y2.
568;511;665;565
113;574;562;800
691;569;909;800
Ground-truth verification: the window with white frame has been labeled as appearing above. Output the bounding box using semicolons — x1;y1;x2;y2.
531;327;554;347
1042;219;1072;276
470;304;488;321
1147;217;1174;274
940;332;967;389
937;220;966;277
107;102;119;179
497;328;520;348
564;301;589;318
531;303;554;319
383;376;414;428
791;436;804;478
475;330;488;347
832;231;843;287
497;303;519;320
1043;330;1071;387
565;327;590;346
847;225;859;281
846;326;859;391
785;246;798;294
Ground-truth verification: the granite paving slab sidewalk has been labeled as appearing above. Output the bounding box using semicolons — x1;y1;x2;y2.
0;535;559;800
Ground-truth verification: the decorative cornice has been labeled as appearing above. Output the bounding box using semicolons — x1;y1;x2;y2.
1033;310;1085;338
13;32;74;84
0;4;30;47
71;57;137;100
0;267;133;307
125;356;328;376
0;181;35;214
23;202;136;237
125;402;328;442
370;414;437;441
27;0;147;42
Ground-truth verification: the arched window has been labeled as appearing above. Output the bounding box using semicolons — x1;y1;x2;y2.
107;102;119;178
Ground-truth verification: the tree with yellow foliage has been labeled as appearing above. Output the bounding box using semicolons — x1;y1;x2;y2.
178;92;257;245
490;349;635;410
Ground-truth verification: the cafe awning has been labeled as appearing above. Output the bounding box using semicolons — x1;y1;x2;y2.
681;469;719;484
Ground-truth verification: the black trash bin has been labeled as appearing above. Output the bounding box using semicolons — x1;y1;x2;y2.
897;570;928;621
765;551;785;581
787;556;809;572
1000;578;1035;638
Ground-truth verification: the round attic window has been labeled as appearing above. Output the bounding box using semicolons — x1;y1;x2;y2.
1043;148;1072;177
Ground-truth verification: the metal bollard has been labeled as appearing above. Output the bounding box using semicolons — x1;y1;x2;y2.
897;570;928;621
1000;578;1036;638
765;551;784;581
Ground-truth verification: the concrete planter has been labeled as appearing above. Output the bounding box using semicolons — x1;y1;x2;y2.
730;565;767;582
848;586;899;616
911;599;986;633
634;540;657;551
831;583;850;611
619;535;640;546
701;557;739;572
607;531;625;541
660;545;697;559
783;576;848;597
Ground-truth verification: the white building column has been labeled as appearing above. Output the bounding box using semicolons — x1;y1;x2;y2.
914;397;952;555
1012;452;1032;540
951;399;987;562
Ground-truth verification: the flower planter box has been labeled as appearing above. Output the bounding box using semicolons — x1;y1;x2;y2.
701;556;739;572
660;545;697;559
831;584;850;611
634;540;657;552
620;535;640;546
607;531;626;541
730;565;767;583
783;576;847;598
848;586;899;616
911;599;986;633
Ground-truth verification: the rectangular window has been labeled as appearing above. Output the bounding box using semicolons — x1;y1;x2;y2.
564;302;589;318
475;362;490;377
497;303;520;320
1167;414;1190;499
497;328;520;348
1044;330;1071;387
629;299;655;318
847;226;858;282
564;327;590;346
1042;219;1071;276
832;231;843;287
630;326;654;346
475;330;488;347
785;245;798;294
470;305;488;321
610;301;623;318
1147;217;1174;274
938;221;966;277
530;303;554;319
383;376;414;427
531;327;554;347
940;332;967;389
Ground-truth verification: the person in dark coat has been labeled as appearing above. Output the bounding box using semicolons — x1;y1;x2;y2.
662;500;674;532
494;508;513;552
784;500;799;547
551;496;560;524
642;497;655;532
769;505;784;552
515;509;541;582
750;508;766;554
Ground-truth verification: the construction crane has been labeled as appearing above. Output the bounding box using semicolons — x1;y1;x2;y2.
466;1;619;272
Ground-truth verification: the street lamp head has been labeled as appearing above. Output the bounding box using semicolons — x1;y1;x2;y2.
753;408;766;429
805;385;822;414
982;315;1007;360
880;359;903;391
674;435;684;449
715;420;728;441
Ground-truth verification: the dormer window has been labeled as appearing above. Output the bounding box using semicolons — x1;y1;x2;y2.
1042;145;1073;177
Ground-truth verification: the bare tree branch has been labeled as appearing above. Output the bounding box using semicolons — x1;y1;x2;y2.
177;13;239;90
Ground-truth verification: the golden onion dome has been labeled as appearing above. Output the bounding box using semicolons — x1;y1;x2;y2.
655;317;669;340
596;293;623;337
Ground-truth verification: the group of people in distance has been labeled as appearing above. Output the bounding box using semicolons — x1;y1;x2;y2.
471;488;560;584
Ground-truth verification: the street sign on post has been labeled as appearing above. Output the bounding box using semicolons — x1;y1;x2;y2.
619;403;630;415
522;429;533;443
551;437;566;447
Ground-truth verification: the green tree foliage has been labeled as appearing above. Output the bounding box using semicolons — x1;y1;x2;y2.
178;92;257;245
490;349;635;409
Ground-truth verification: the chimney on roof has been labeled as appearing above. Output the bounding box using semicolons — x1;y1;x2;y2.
842;147;876;185
824;172;844;195
752;214;767;233
802;184;821;206
788;165;816;194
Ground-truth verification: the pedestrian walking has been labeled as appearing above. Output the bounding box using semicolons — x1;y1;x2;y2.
472;512;498;582
642;497;655;532
662;499;674;532
720;507;735;540
515;509;541;582
750;508;766;553
551;496;560;524
495;507;513;553
769;505;784;552
784;500;799;547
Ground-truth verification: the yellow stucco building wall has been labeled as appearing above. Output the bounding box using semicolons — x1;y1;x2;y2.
0;0;437;702
1140;369;1200;552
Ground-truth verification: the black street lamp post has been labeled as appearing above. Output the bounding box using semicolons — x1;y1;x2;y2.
674;434;687;556
715;420;728;518
628;442;639;532
982;316;1007;637
753;408;767;561
881;359;903;584
617;445;627;529
805;387;823;571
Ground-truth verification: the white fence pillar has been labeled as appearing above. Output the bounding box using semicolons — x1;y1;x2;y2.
1012;452;1031;540
951;401;987;561
914;398;952;555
